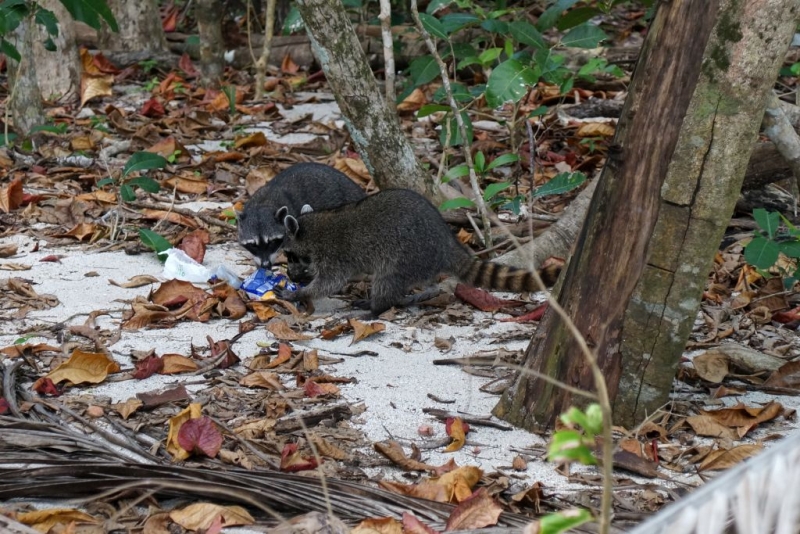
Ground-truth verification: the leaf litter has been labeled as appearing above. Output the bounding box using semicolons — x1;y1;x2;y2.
0;9;799;533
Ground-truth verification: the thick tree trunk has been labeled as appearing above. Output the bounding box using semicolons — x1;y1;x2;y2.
294;0;440;202
196;0;225;88
32;0;80;102
8;17;45;136
98;0;166;52
494;0;797;430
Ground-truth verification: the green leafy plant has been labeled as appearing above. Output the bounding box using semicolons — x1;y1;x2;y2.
97;151;167;203
89;114;109;133
547;403;603;466
29;121;68;135
143;77;160;92
138;227;172;256
222;85;237;115
439;151;520;210
744;208;800;288
139;58;158;74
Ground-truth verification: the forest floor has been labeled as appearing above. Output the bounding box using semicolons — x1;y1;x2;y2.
2;27;800;534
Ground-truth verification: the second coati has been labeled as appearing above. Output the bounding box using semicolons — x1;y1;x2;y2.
277;188;560;316
237;162;366;268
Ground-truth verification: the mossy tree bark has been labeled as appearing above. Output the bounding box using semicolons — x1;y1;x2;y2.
294;0;440;202
494;0;797;430
98;0;166;52
7;16;44;136
196;0;225;88
32;0;80;102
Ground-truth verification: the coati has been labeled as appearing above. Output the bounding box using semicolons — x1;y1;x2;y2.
276;188;560;316
237;162;366;268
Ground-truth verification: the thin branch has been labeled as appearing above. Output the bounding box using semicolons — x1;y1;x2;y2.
254;0;278;101
378;0;396;111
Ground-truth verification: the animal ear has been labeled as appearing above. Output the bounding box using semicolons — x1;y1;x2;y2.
275;206;289;222
300;204;314;215
284;215;300;237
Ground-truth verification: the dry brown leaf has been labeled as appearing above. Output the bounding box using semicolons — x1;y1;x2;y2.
685;415;738;440
47;349;121;385
250;301;280;321
374;440;436;471
698;444;763;471
437;466;484;503
303;349;319;371
267;319;312;341
444;417;468;452
109;274;160;288
352;517;404;534
80;73;113;107
122;296;174;330
76;190;116;203
112;398;143;420
169;503;254;531
240;371;284;390
0;262;31;271
234;418;276;439
146;137;190;162
701;401;783;437
235;131;268;149
56;222;101;241
379;480;449;502
140;208;198;228
0;177;23;213
333;157;371;185
396;88;427;112
309;434;349;460
445;488;503;530
693;351;730;383
575;122;615;138
161;354;199;374
0;342;60;358
18;508;100;531
765;360;800;388
350;318;385;344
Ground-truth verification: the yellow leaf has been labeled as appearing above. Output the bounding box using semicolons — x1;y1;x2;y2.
169;503;254;531
350;318;385;344
46;349;120;385
18;508;99;531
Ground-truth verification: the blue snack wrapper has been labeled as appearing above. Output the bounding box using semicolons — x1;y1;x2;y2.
241;269;298;300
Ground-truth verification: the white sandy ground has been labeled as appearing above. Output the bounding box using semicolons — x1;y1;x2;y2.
3;224;800;503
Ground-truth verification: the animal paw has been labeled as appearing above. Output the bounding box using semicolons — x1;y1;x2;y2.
275;286;299;301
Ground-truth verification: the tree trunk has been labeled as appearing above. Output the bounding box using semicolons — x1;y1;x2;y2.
98;0;166;52
196;0;225;88
8;16;45;136
494;0;797;430
32;0;80;102
294;0;441;202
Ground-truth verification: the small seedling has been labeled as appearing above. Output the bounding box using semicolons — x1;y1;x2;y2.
97;151;168;202
745;208;800;288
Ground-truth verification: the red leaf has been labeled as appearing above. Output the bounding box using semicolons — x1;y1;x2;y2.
280;443;320;472
133;354;164;379
162;5;179;32
32;377;61;396
454;284;520;312
91;52;120;74
499;302;548;323
179;53;199;78
39;255;63;263
178;229;210;263
0;178;23;213
773;305;800;324
304;380;325;398
0;398;9;415
141;97;166;118
177;416;223;458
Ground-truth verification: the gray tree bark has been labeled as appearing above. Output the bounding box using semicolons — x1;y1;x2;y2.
494;0;797;429
294;0;441;202
8;16;45;136
32;0;80;102
98;0;166;52
196;0;224;88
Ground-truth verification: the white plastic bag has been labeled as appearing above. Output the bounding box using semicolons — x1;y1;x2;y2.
161;248;242;287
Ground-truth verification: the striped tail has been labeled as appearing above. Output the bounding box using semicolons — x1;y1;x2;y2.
459;259;560;292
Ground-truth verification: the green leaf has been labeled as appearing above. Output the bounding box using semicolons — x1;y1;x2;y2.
456;56;481;70
474;151;485;174
122;151;168;178
426;0;451;14
478;47;503;66
0;132;20;144
410;55;440;87
0;0;28;35
451;42;477;60
139;228;173;259
185;35;200;46
533;171;586;198
433;82;471;103
559;407;590;432
480;19;508;34
486;153;520;171
744;236;780;270
417;104;451;118
58;0;118;32
96;177;113;187
753;208;779;239
42;36;57;51
583;404;603;436
29;124;66;134
528;105;549;117
484;181;512;201
778;241;800;259
281;5;303;34
547;430;597;465
539;509;593;534
485;59;538;108
0;37;21;62
440;111;472;146
561;23;608;48
120;184;136;202
127;176;161;193
536;0;581;31
509;20;545;49
556;6;601;30
419;13;448;40
444;164;470;182
439;197;476;211
439;13;479;33
35;7;59;36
